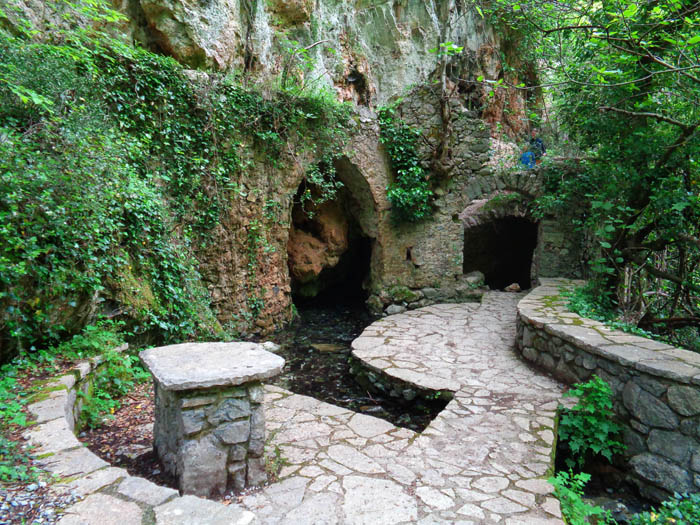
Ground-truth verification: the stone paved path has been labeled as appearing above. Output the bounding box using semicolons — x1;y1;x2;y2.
31;292;568;524
242;292;567;524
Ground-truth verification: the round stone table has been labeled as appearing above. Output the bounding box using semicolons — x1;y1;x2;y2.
140;342;284;497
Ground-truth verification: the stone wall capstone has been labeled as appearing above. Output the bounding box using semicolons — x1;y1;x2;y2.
516;279;700;502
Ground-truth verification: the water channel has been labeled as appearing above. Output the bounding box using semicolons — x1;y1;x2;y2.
262;299;448;433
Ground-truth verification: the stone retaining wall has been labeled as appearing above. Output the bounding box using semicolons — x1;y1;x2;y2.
23;346;257;524
516;279;700;501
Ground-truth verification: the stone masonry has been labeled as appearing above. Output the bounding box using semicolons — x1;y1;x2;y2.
140;342;284;497
517;278;700;501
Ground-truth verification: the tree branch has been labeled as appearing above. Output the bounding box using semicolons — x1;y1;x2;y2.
645;265;700;294
598;107;691;130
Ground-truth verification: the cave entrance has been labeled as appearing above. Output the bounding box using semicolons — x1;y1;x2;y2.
463;217;538;290
287;161;375;306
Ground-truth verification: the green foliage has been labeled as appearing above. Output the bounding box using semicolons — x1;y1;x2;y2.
629;493;700;525
0;434;38;483
479;0;700;351
0;321;125;481
79;349;149;429
0;0;350;356
548;470;614;525
377;103;433;223
559;375;626;469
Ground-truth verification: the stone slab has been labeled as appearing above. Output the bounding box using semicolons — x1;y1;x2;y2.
38;447;109;477
118;475;178;506
141;342;285;391
56;493;142;525
26;417;81;455
154;495;257;525
60;467;129;497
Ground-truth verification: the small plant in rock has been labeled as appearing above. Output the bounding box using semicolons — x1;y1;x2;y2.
548;470;614;525
558;375;626;469
628;492;700;525
79;349;150;429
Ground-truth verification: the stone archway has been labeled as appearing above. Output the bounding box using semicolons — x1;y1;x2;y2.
287;157;378;303
460;191;539;290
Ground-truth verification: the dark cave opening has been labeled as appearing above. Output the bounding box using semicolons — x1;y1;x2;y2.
293;233;372;306
288;186;372;306
463;217;538;290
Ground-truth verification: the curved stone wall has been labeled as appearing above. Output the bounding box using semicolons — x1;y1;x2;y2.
23;347;257;523
516;279;700;501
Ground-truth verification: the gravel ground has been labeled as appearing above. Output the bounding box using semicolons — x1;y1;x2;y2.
0;481;79;525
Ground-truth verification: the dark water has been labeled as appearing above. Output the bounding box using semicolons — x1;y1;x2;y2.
263;301;447;432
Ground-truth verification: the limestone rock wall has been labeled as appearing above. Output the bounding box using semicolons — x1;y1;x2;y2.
517;279;700;501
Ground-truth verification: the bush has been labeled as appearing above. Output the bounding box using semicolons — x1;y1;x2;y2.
79;349;150;429
559;375;626;468
378;104;434;223
548;470;614;525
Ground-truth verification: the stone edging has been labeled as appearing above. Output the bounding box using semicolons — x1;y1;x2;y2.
23;346;257;524
517;278;700;501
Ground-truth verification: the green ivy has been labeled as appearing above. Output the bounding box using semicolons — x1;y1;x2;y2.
377;103;433;223
79;349;150;429
559;375;626;469
0;1;350;356
629;493;700;525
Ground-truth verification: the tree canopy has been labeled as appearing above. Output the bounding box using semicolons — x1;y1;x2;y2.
480;0;700;348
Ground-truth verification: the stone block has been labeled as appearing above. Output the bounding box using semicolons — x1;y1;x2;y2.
647;429;697;464
154;495;257;525
635;375;668;397
180;409;206;436
178;434;228;497
522;347;538;363
680;418;700;439
228;461;247;491
56;493;142;525
623;381;679;430
667;385;700;416
118;476;178;506
630;418;650;435
630;453;695;494
214;420;251;445
250;407;265;441
622;426;647;457
248;438;264;457
692;452;700;473
229;445;246;462
181;395;218;409
247;456;267;487
248;384;264;404
208;397;251;425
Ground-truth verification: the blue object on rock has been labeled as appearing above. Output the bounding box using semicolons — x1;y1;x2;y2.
520;151;535;169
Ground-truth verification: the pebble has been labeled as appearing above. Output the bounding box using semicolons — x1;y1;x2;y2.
1;484;77;525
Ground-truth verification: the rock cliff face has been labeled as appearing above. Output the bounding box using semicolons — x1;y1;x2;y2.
127;1;494;105
8;0;565;334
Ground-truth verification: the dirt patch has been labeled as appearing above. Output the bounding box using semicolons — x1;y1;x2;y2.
78;382;176;490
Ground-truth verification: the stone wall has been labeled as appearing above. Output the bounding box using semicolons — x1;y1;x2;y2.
153;382;267;496
517;279;700;501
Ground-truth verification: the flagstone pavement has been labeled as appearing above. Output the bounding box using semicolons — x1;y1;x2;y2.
37;292;567;524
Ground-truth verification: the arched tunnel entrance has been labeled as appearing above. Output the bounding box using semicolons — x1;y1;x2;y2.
287;158;376;305
463;217;538;290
